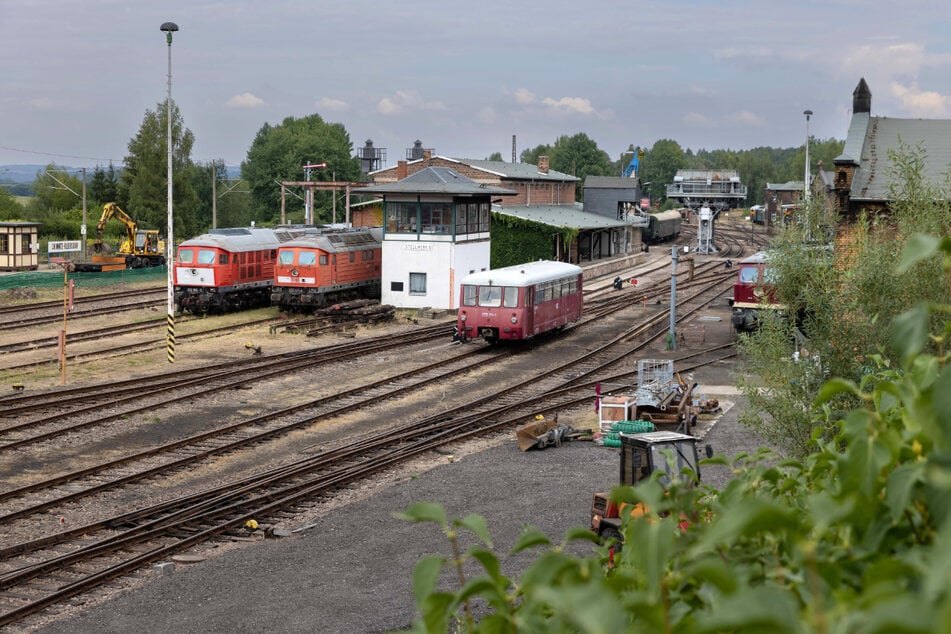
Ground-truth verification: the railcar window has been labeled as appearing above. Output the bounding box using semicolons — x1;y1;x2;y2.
462;284;478;306
177;249;194;263
278;251;294;265
198;250;216;264
738;267;759;283
503;287;519;307
478;286;503;307
299;251;316;265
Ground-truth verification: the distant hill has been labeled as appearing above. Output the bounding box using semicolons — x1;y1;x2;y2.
0;164;242;184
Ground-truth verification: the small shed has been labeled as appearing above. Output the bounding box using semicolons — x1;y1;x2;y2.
0;221;41;271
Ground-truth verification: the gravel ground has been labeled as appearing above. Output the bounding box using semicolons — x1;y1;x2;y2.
30;358;772;634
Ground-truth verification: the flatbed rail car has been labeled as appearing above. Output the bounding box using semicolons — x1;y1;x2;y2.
174;226;312;314
271;227;383;311
456;260;583;344
729;250;783;332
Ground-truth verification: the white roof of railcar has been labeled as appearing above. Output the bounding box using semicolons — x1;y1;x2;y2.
178;227;284;252
460;260;583;288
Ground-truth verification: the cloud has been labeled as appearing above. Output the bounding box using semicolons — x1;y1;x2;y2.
315;97;348;111
729;111;767;127
225;92;266;109
477;106;496;124
514;88;536;105
683;112;714;127
25;97;58;111
376;91;447;115
889;82;950;117
540;96;595;114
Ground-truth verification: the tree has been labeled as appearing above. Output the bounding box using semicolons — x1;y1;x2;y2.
87;163;121;208
486;152;504;162
0;187;24;220
737;142;951;456
26;164;83;216
121;99;202;240
241;114;361;225
191;159;252;229
640;140;687;204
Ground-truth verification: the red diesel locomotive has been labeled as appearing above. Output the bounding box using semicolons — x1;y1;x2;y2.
174;226;312;314
456;260;584;344
271;227;383;311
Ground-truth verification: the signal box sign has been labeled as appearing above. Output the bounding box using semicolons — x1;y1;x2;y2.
48;240;82;253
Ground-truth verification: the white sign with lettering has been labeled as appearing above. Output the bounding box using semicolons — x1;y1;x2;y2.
48;240;82;252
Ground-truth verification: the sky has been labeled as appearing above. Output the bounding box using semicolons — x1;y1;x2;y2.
2;0;951;173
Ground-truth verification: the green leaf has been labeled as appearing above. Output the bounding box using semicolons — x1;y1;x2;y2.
455;513;493;548
934;364;951;438
418;592;454;634
563;526;601;544
896;233;941;273
885;462;925;523
892;304;931;362
510;526;552;554
815;377;861;405
468;547;504;582
412;555;446;604
697;586;800;633
395;502;447;525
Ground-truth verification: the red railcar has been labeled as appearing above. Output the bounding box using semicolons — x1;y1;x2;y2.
729;251;782;332
174;226;310;314
271;227;383;311
456;260;584;344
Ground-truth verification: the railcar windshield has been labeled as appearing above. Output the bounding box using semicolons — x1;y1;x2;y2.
197;250;216;264
479;286;503;307
738;267;759;283
462;285;520;307
177;249;194;264
278;251;294;265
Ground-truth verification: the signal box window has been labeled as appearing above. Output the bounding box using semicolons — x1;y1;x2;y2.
409;272;427;295
299;251;316;265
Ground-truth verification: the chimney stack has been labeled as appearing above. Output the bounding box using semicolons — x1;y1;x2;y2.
538;156;549;174
397;160;408;180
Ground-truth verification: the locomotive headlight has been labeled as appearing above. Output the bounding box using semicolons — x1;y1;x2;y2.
510;315;518;324
460;313;467;321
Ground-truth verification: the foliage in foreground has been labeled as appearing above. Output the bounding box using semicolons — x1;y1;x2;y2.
398;236;951;633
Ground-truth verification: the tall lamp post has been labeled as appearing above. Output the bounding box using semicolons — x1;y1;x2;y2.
161;21;178;364
803;109;813;205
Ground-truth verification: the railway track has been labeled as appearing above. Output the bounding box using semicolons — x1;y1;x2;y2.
0;271;736;629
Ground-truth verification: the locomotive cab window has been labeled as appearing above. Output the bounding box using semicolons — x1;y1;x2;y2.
198;250;216;264
478;286;503;307
278;251;295;265
299;251;316;266
319;255;328;265
219;254;228;265
178;249;194;263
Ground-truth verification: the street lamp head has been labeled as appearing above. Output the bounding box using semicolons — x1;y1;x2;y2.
161;21;178;44
804;109;813;120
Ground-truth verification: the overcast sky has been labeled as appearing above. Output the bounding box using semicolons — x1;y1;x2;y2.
2;1;950;171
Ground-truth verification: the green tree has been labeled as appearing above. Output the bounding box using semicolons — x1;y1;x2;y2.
87;163;121;208
640;140;687;204
0;187;25;220
121;99;202;240
241;114;361;225
519;143;552;167
486;152;504;162
737;141;951;456
26;164;83;216
191;159;252;230
521;134;613;202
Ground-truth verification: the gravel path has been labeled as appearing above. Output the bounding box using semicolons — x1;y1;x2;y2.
31;360;772;634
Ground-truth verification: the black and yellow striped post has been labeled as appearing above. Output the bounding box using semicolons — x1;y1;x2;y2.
166;313;176;363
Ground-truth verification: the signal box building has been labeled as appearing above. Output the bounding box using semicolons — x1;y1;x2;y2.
356;167;516;310
0;221;41;271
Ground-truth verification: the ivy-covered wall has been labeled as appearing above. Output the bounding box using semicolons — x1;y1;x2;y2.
489;212;578;268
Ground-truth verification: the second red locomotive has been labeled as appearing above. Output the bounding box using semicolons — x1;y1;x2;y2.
271;227;383;311
456;260;584;344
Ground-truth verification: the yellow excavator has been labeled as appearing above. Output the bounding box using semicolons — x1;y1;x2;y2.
91;202;166;268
